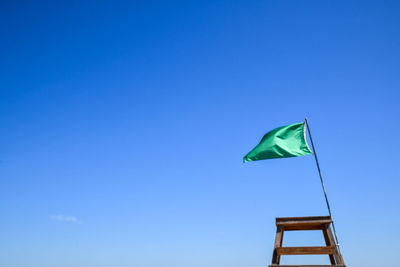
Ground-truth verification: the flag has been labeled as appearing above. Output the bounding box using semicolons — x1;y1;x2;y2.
243;122;312;162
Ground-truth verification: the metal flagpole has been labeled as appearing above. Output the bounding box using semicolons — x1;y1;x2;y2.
304;118;342;256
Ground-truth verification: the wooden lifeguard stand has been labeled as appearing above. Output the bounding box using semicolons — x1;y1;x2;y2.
269;216;345;267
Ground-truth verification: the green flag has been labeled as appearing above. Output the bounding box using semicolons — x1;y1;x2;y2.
243;122;312;162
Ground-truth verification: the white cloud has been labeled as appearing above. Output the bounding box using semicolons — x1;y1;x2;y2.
50;215;81;224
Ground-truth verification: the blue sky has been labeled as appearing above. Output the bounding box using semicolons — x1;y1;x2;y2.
1;1;399;266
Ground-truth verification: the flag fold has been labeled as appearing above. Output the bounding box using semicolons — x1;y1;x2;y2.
243;122;312;162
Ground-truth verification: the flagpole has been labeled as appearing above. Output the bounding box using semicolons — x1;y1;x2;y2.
304;118;342;256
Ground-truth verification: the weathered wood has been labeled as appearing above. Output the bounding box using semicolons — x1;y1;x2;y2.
276;216;332;228
325;224;344;265
276;246;335;255
322;225;336;264
272;225;284;264
276;216;332;223
269;216;344;266
284;225;325;231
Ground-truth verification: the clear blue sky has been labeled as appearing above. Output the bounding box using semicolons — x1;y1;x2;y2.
1;1;399;266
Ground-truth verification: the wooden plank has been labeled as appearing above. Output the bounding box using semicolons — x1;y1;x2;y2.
276;216;332;223
276;246;335;255
276;216;332;229
284;225;325;231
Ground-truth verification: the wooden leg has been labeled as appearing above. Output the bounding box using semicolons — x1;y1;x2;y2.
322;226;336;264
325;224;344;265
271;226;284;265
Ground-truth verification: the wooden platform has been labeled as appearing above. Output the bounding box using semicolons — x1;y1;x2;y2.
269;216;345;267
